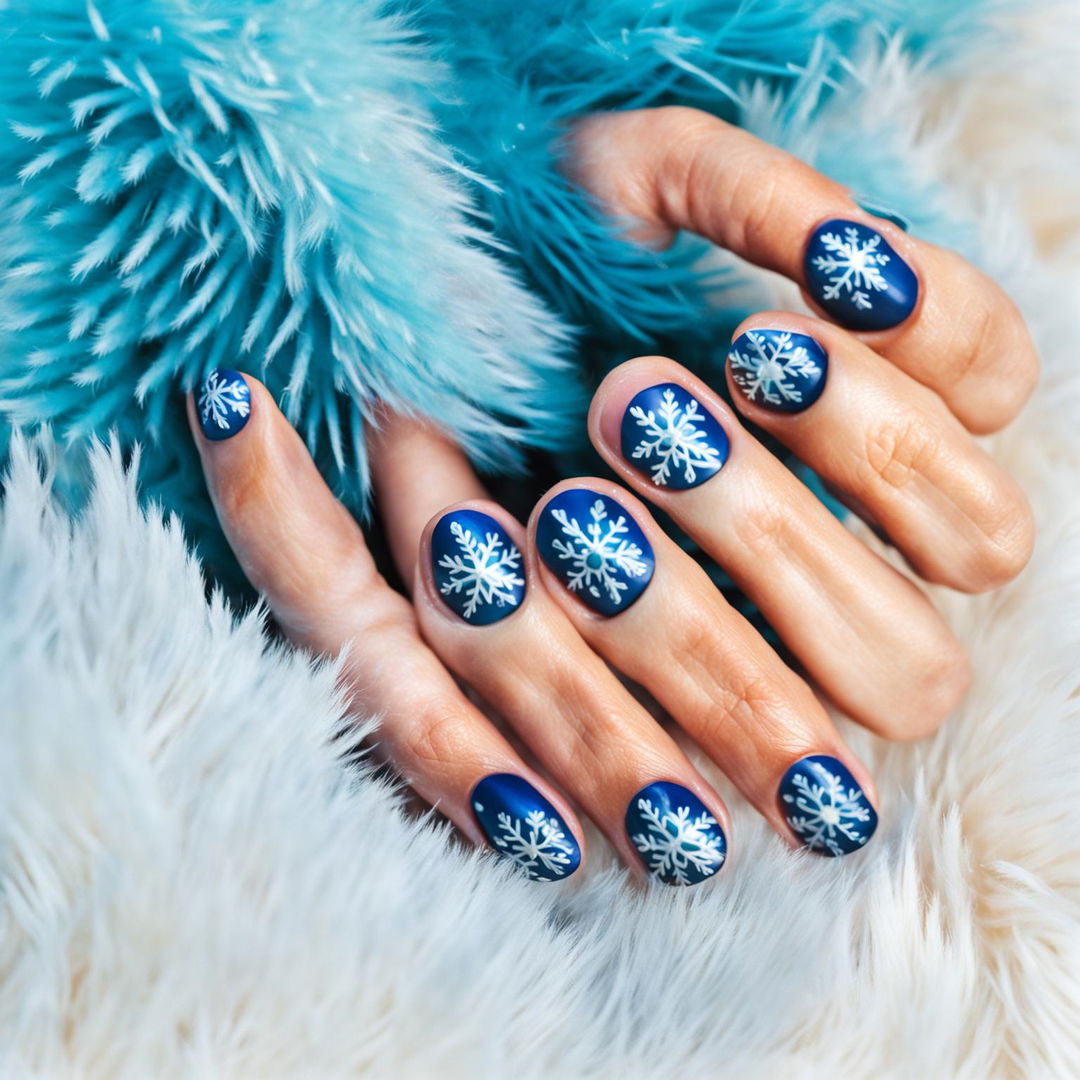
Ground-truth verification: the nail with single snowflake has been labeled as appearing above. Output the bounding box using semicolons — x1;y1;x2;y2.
620;383;729;490
804;218;918;331
536;489;655;617
196;369;251;441
471;774;582;883
778;754;878;857
431;509;526;626
728;329;829;414
625;781;727;886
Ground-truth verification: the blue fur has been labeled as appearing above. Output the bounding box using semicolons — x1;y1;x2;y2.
0;0;1015;572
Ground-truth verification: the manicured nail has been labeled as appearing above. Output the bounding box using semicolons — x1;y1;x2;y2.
620;383;729;489
197;369;251;440
625;781;727;886
472;774;581;882
804;218;918;330
536;489;655;616
728;330;828;413
778;755;878;857
431;509;525;625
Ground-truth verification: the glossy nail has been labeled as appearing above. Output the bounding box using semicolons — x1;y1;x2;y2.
471;774;581;882
536;489;655;616
804;218;918;331
625;781;727;886
778;754;878;857
431;509;525;625
196;369;251;441
728;329;829;414
620;382;729;489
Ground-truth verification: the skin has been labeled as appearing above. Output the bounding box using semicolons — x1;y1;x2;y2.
189;107;1037;880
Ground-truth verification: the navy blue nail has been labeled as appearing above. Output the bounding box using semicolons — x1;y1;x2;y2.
778;755;878;857
196;369;251;441
620;383;729;490
626;781;727;886
431;509;525;625
472;774;581;882
536;489;654;617
804;218;918;330
728;329;829;414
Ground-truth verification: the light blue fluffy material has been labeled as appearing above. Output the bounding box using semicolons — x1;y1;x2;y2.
0;0;1013;566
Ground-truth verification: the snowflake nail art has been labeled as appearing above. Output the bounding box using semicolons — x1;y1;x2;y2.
625;781;727;886
778;755;878;857
728;329;829;414
472;774;581;883
620;383;729;490
804;218;918;331
197;369;251;441
431;509;525;625
536;489;655;617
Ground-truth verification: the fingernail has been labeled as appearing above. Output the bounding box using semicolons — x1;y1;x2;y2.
431;509;525;625
620;383;729;489
536;489;655;616
778;754;878;857
728;329;828;413
804;218;918;330
196;369;251;440
625;781;727;886
471;774;582;882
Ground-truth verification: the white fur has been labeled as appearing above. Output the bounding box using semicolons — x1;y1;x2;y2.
2;18;1080;1079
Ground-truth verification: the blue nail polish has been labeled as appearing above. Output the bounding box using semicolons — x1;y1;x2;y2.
728;329;829;414
431;509;525;625
625;781;727;886
804;218;918;330
472;774;581;882
620;383;729;490
778;755;878;857
536;489;655;617
197;369;251;441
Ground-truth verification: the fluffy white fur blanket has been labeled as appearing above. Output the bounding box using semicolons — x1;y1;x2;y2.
2;12;1080;1079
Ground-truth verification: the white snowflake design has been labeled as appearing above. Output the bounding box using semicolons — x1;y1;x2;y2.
437;520;524;620
631;798;726;885
198;371;250;432
482;806;577;881
549;498;649;607
782;764;873;857
627;388;723;486
810;225;891;310
729;331;823;407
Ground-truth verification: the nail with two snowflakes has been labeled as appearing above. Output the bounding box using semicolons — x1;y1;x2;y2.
195;369;252;440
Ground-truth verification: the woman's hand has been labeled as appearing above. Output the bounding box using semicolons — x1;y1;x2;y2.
188;106;1035;885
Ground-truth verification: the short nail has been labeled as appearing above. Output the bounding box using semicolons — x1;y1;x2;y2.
728;330;828;413
471;773;582;882
196;369;251;440
431;509;525;625
625;781;727;886
778;754;878;857
620;382;729;489
536;489;655;616
804;218;918;330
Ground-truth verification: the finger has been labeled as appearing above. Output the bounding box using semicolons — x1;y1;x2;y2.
588;358;971;739
570;107;1038;432
189;369;584;880
414;499;732;885
529;479;880;857
724;314;1034;592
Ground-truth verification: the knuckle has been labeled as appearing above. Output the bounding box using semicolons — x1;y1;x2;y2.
861;414;937;495
965;486;1035;591
732;498;795;560
402;703;469;768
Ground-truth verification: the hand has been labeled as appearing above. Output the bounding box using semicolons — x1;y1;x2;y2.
188;107;1035;884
